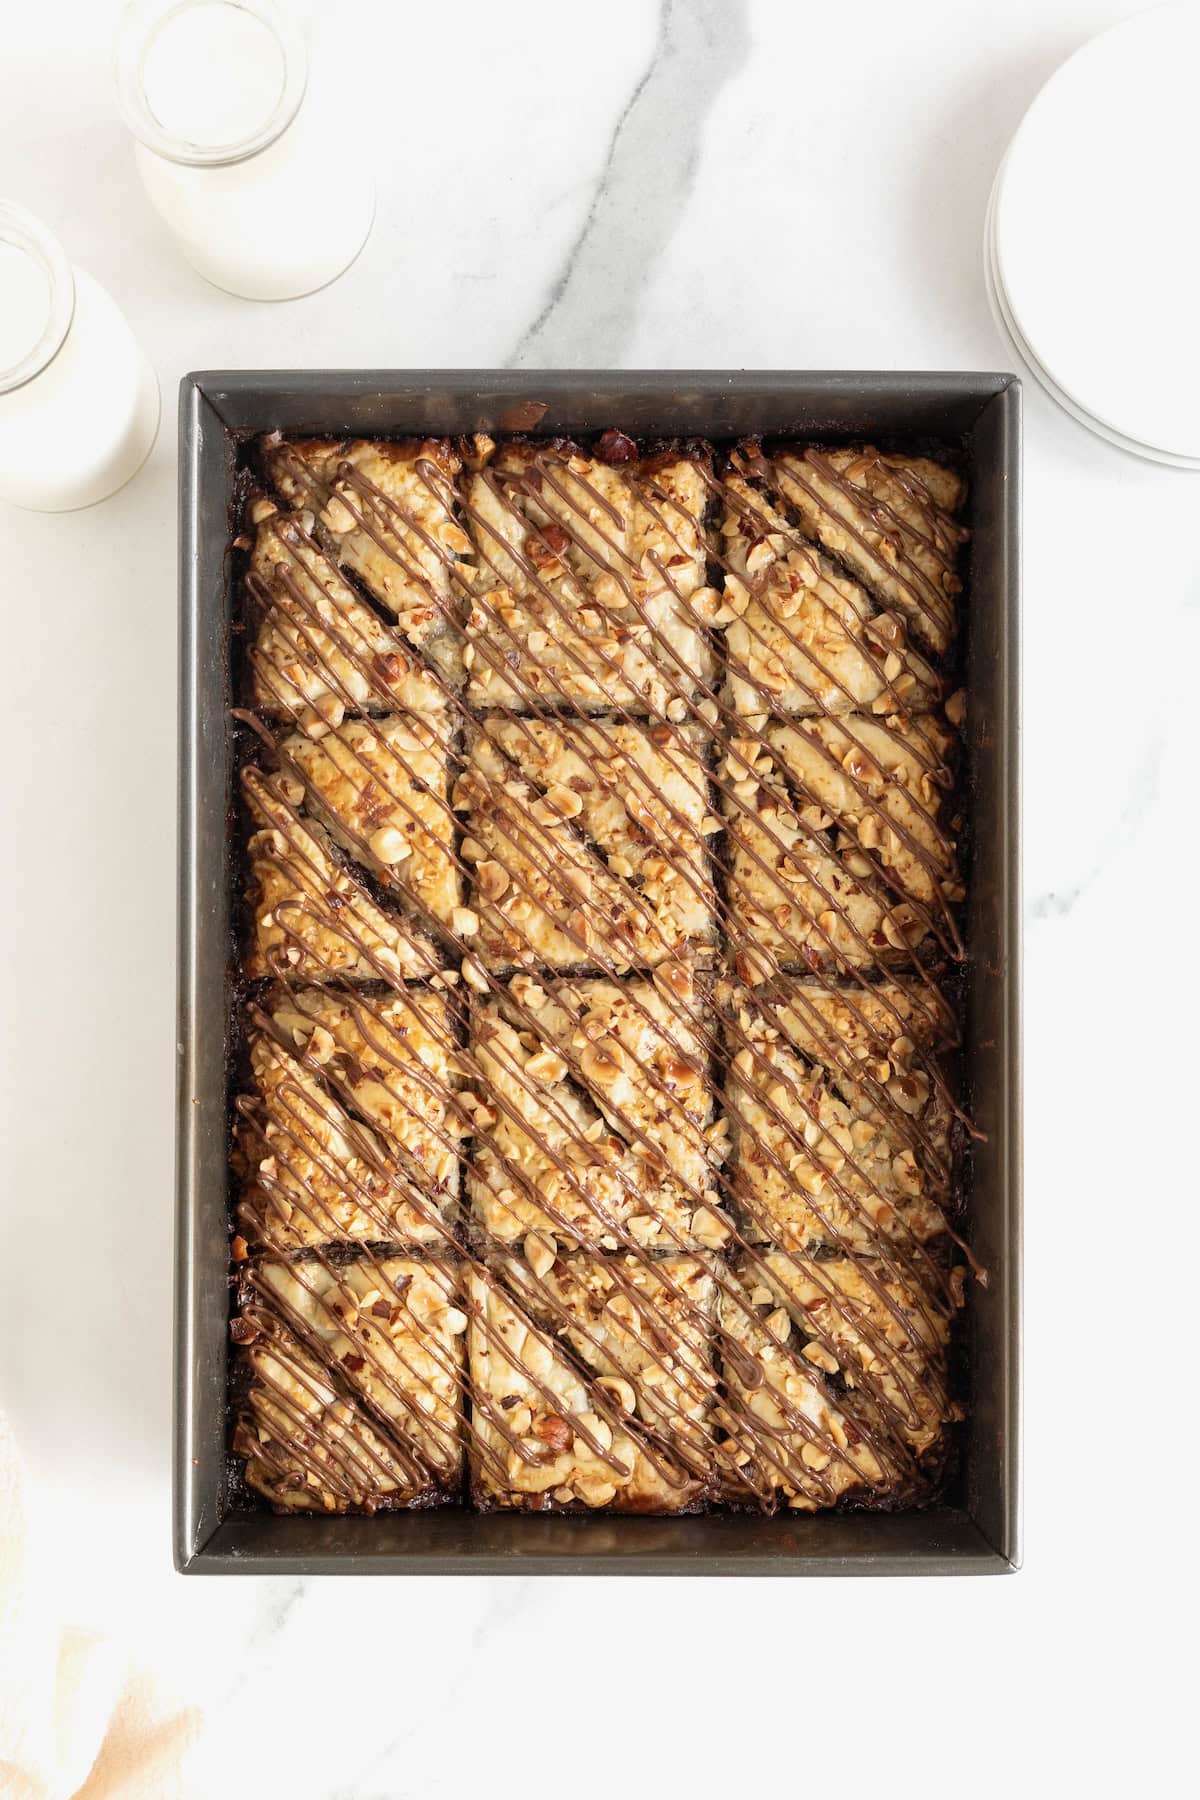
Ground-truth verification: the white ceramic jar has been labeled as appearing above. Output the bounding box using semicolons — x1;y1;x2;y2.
0;203;159;512
114;0;375;301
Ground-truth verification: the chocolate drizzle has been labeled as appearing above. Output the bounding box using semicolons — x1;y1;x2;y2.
227;429;977;1517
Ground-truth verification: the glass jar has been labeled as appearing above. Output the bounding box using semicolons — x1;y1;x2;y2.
114;0;375;301
0;203;159;512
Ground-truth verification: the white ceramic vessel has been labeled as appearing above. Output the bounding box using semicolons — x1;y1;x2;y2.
115;0;375;301
0;203;159;512
984;164;1200;473
986;1;1200;470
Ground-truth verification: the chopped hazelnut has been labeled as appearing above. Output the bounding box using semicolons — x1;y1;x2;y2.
526;522;572;573
597;1376;637;1414
320;495;356;535
532;783;584;825
370;825;411;865
533;1413;574;1454
692;1205;730;1249
461;956;489;994
476;859;510;901
524;1230;557;1280
595;429;637;465
525;1049;567;1085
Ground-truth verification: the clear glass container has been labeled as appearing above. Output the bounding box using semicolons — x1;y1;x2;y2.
0;203;159;512
114;0;375;300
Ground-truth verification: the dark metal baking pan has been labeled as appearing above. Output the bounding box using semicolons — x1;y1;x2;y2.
176;370;1021;1575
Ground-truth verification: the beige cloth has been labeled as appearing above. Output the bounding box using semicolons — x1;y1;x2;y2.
0;1416;201;1799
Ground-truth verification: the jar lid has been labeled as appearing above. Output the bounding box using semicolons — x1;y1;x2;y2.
0;203;75;396
114;0;307;167
993;2;1200;464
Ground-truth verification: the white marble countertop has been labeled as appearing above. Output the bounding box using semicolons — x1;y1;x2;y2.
0;0;1191;1792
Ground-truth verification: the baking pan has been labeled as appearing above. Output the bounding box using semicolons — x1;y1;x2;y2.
176;371;1021;1575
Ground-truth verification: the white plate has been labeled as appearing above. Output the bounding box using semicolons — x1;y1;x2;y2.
985;155;1200;469
993;1;1200;464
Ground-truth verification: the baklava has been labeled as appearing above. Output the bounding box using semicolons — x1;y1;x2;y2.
232;1254;466;1512
467;1251;719;1512
465;969;727;1252
236;984;463;1249
718;1252;962;1510
461;437;718;714
456;715;718;973
228;430;971;1518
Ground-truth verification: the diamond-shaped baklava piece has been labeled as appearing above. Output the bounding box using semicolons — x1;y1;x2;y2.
234;1256;466;1511
245;499;447;720
280;712;459;920
238;985;462;1249
467;1252;718;1511
717;473;939;716
243;765;441;982
466;968;726;1251
718;1253;961;1510
245;711;459;980
768;447;966;657
263;435;469;691
456;716;717;972
723;711;961;974
462;440;718;713
718;978;951;1252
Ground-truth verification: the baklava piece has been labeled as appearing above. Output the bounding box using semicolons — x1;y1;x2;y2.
237;986;463;1249
768;447;966;657
263;434;469;692
233;1255;467;1512
718;978;952;1252
461;439;718;714
246;712;460;979
281;713;458;914
244;499;447;720
723;711;962;974
717;473;939;716
456;716;718;972
466;968;727;1252
243;765;441;983
467;1252;719;1512
718;1252;962;1511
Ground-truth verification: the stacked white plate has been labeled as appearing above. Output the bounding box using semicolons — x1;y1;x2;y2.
984;2;1200;469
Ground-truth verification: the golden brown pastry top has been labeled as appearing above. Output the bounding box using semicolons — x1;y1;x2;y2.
230;430;973;1518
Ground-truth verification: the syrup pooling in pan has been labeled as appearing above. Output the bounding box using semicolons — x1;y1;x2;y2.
228;430;976;1515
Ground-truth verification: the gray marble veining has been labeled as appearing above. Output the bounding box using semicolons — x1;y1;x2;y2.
509;0;750;367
